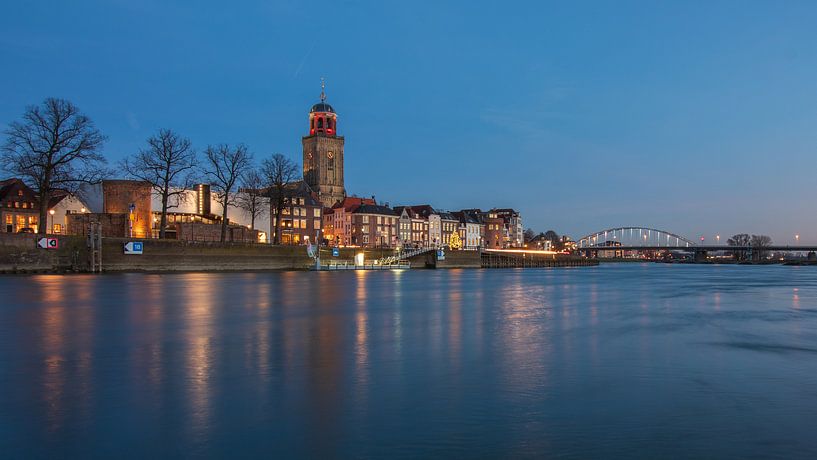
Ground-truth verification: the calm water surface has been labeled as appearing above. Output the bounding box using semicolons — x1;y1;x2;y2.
2;264;817;458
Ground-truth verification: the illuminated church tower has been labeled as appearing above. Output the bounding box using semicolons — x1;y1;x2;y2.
302;79;346;208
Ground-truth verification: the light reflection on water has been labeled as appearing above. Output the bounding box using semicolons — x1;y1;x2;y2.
2;264;817;458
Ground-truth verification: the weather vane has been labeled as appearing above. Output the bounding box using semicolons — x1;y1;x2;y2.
320;77;326;102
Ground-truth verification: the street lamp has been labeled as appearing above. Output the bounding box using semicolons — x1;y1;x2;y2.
716;235;720;244
49;209;55;234
796;234;800;245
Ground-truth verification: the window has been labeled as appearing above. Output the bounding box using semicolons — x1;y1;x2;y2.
377;216;382;225
318;118;323;128
314;219;321;229
362;215;369;224
293;207;300;217
17;190;22;197
313;208;321;217
21;202;27;209
4;215;11;224
53;224;62;234
14;202;19;208
301;219;307;229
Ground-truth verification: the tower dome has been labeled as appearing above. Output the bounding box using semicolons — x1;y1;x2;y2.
310;102;335;114
308;78;337;136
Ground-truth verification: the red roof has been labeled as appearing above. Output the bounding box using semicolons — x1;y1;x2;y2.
332;196;376;212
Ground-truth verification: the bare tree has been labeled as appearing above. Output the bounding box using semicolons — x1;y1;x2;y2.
235;168;268;231
120;128;196;239
751;234;773;261
728;233;751;261
261;153;299;245
203;144;253;242
523;228;536;243
2;98;107;234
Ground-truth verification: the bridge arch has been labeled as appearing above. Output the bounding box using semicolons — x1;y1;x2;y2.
576;227;695;248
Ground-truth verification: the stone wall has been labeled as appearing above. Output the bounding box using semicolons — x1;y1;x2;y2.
66;213;129;238
434;250;482;268
175;222;260;243
0;233;88;272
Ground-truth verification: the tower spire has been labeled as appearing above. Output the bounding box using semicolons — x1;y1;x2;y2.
320;77;326;102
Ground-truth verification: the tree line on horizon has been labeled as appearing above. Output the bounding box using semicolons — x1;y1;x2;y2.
1;97;300;243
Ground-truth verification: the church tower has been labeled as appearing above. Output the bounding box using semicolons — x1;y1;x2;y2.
302;79;346;208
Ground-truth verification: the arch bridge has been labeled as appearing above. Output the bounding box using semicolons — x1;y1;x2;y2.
577;227;695;249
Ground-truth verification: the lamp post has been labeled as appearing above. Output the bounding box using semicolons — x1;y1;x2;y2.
49;209;55;234
796;234;800;245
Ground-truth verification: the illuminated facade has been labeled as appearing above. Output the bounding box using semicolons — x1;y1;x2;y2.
302;80;346;208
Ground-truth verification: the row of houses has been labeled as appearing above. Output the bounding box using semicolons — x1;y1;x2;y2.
1;177;525;249
320;197;524;250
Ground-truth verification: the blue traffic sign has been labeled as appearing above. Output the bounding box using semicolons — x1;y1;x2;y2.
332;247;340;257
124;241;143;255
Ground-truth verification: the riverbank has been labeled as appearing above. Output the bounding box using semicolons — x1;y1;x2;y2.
0;233;595;273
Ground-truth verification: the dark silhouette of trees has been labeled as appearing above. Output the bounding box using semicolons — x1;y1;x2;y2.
727;233;773;261
203;144;253;242
727;234;751;261
235;168;268;232
751;234;773;260
2;98;107;234
523;228;535;243
261;153;299;245
120;128;197;239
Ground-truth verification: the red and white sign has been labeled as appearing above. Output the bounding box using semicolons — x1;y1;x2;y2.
37;237;59;249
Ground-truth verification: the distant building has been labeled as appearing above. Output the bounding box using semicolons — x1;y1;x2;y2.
2;177;91;235
269;181;323;245
438;211;459;247
352;203;398;248
325;196;397;248
452;211;481;250
1;178;39;233
394;206;430;248
493;208;524;247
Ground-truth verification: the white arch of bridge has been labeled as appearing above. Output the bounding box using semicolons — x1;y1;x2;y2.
577;227;696;248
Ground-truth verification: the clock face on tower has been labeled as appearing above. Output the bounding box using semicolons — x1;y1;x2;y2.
327;151;334;159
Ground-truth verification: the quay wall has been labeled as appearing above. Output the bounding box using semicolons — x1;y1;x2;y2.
0;233;88;273
1;233;594;273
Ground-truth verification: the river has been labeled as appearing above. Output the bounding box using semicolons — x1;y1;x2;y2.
1;265;816;458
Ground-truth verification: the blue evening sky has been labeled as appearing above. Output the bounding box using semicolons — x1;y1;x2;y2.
2;1;817;243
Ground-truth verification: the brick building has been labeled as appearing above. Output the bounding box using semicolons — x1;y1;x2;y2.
270;181;323;245
103;180;152;238
1;178;39;233
325;197;397;248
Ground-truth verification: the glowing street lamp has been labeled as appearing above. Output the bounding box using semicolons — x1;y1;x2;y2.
716;235;720;244
796;234;800;245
